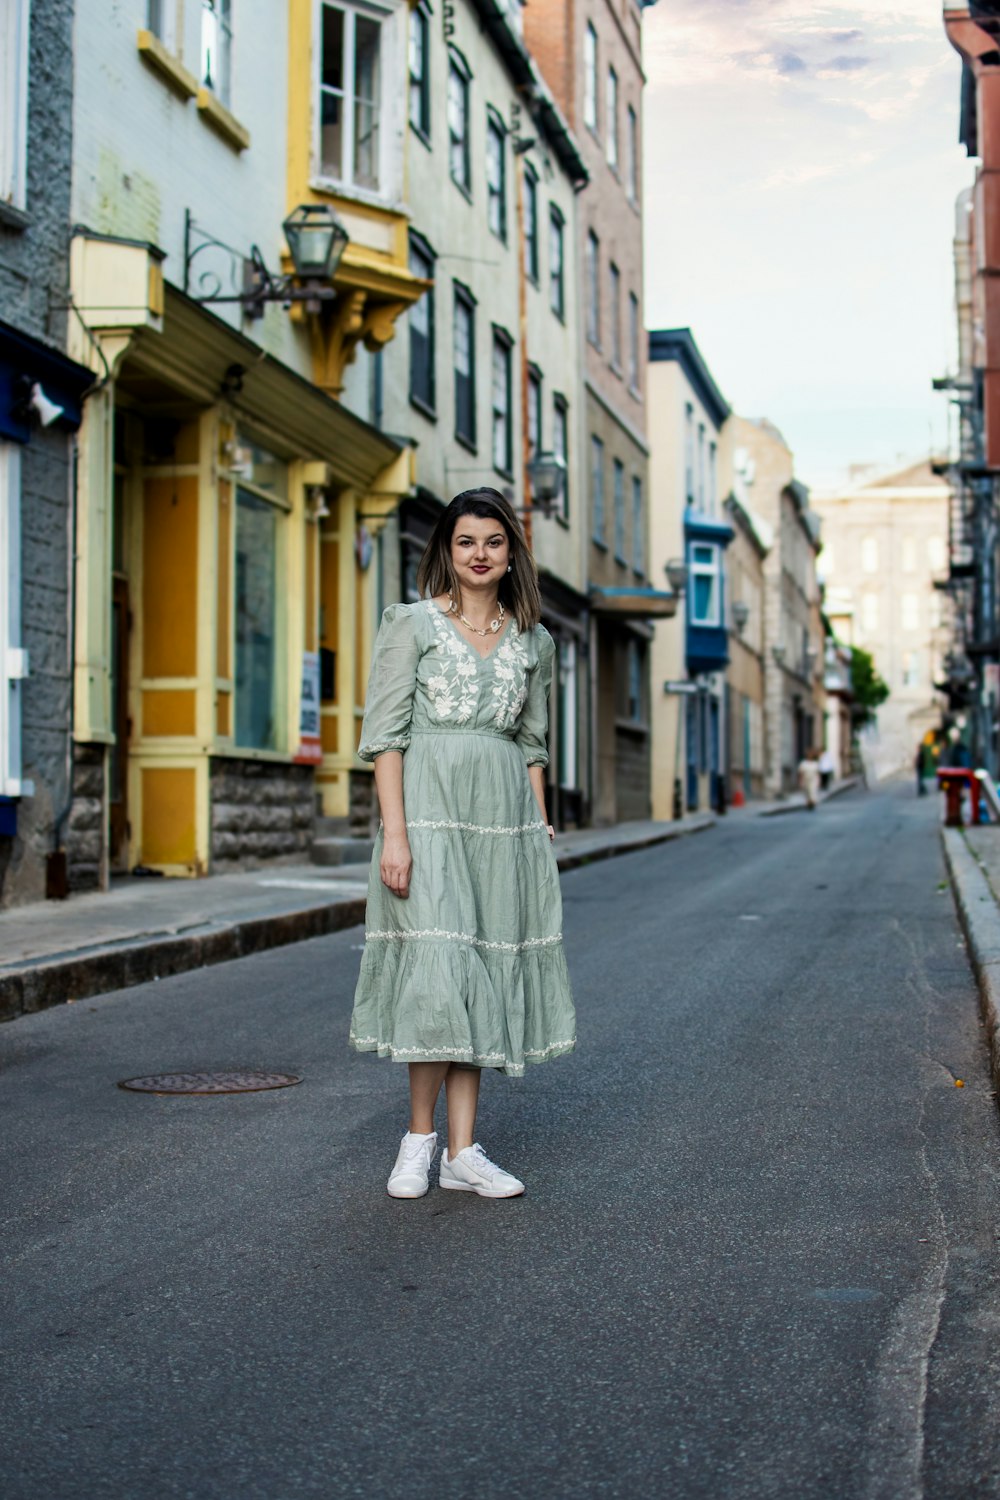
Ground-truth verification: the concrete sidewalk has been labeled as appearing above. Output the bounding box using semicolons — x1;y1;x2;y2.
0;812;715;1022
942;822;1000;1091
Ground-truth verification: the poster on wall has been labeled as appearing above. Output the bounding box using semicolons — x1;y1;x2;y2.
295;651;322;764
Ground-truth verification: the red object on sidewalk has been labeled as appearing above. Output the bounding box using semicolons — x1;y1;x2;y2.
937;768;981;827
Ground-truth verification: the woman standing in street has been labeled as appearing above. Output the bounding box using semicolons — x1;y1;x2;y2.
349;488;576;1200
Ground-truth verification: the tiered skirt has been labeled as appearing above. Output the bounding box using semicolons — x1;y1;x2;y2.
349;729;576;1077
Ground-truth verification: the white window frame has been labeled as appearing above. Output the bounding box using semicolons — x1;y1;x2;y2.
584;23;598;133
606;67;618;168
448;52;471;193
491;330;513;476
201;0;233;108
586;230;600;347
609;261;621;370
626;103;638;202
553;394;569;521
486;110;507;241
549;205;565;319
628;291;639;390
315;0;404;205
0;444;31;797
690;541;721;628
409;2;430;138
1;0;30;212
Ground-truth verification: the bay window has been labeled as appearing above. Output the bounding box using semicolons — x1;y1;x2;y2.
690;542;721;627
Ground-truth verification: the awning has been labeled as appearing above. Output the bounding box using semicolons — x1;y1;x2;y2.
121;285;401;491
588;585;678;619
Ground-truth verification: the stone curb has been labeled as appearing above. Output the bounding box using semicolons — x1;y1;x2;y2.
757;776;862;818
0;814;717;1024
941;825;1000;1090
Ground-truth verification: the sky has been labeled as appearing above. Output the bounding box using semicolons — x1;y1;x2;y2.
642;0;973;491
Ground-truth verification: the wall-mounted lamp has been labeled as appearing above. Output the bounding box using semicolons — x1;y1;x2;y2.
184;205;349;319
732;600;750;636
526;451;566;516
13;377;65;429
665;558;688;594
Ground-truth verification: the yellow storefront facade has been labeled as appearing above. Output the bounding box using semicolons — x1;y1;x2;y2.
69;223;418;880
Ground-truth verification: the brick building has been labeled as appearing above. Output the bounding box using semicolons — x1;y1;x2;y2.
525;0;663;824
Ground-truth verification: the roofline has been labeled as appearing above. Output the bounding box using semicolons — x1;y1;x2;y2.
468;0;589;189
647;327;731;428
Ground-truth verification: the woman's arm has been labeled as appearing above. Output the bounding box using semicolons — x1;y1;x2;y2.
528;764;554;842
374;751;412;898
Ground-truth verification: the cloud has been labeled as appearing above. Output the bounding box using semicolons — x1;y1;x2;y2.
778;52;808;74
831;28;864;43
825;55;871;72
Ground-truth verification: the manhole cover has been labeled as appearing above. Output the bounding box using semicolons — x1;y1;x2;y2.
118;1070;302;1095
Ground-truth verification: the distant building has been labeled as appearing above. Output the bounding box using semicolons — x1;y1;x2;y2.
647;329;732;820
526;0;661;824
812;461;949;778
723;489;769;804
728;418;824;797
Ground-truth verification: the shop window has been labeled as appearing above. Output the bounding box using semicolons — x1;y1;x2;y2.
408;232;435;414
690;542;720;626
201;0;232;107
235;492;280;751
1;0;29;211
491;329;513;476
454;283;476;447
409;3;430;139
319;1;383;193
448;53;471;193
486;110;507;241
524;165;539;283
549;206;565;319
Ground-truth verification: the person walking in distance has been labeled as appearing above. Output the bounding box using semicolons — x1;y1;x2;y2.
798;747;822;810
350;488;576;1200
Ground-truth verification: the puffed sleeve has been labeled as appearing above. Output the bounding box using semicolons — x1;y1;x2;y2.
357;604;420;762
515;626;555;769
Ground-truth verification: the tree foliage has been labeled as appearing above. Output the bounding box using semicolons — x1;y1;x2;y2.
850;647;890;725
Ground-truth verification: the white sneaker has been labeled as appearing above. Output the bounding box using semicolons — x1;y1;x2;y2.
387;1131;438;1198
439;1143;525;1198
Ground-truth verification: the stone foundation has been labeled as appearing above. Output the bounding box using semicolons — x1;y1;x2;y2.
66;745;105;893
210;759;315;872
349;768;379;838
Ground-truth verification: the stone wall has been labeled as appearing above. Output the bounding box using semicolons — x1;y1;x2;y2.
66;745;105;893
0;0;78;910
210;759;315;872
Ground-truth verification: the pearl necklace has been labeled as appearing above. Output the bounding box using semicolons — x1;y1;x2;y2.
448;593;505;636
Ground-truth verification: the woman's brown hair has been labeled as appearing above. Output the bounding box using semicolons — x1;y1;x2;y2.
417;488;543;631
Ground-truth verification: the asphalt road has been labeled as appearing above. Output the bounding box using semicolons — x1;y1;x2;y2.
3;782;1000;1500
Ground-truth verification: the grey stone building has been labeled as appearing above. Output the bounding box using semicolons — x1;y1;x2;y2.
1;0;93;907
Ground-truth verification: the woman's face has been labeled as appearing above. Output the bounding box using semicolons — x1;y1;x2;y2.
449;512;511;592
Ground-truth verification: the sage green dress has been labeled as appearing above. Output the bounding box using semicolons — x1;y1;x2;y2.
349;599;576;1077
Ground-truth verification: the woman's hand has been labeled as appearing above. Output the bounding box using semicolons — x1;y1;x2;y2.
547;825;555;843
380;833;412;899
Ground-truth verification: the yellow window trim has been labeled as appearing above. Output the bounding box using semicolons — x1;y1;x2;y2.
196;88;251;152
136;30;199;100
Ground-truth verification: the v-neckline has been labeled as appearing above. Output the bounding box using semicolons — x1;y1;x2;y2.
431;601;516;662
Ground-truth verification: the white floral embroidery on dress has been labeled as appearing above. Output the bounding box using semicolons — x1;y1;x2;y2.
491;627;530;730
406;818;546;836
365;926;562;953
426;602;480;723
